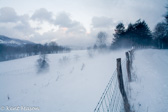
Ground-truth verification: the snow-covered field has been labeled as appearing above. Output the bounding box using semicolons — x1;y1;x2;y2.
130;49;168;112
0;49;126;112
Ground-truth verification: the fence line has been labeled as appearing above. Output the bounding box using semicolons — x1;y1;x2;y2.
94;67;124;112
94;49;134;112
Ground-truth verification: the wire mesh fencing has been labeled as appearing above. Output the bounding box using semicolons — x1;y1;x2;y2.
94;58;129;112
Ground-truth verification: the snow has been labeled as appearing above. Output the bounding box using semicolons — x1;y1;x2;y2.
2;48;167;112
0;39;23;45
130;49;168;112
0;49;127;112
0;35;34;46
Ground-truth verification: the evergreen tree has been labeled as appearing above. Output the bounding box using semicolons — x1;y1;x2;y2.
133;20;152;47
111;20;152;49
111;23;127;49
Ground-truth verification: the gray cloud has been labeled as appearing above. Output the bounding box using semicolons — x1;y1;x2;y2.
0;7;89;47
66;23;86;34
31;10;86;33
54;12;72;27
54;12;85;29
92;16;116;28
1;0;166;47
54;12;86;33
31;8;53;22
0;7;19;23
31;10;87;34
14;15;35;35
0;7;36;40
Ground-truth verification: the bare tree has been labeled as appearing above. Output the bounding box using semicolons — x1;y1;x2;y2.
96;31;107;48
37;53;49;73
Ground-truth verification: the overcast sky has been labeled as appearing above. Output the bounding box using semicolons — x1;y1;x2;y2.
0;0;167;47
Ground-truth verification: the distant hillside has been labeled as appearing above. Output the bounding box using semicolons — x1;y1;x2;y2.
0;35;70;62
0;35;35;46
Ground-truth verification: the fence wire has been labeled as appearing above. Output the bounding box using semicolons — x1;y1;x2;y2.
94;58;129;112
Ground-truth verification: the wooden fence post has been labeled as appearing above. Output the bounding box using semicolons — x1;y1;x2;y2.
129;49;135;70
128;51;132;69
126;52;131;82
117;58;130;112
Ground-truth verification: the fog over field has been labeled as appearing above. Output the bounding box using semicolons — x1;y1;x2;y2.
0;0;168;112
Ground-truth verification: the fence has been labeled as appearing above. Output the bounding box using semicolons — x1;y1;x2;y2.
94;49;134;112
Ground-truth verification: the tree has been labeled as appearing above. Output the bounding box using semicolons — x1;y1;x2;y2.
153;5;168;49
153;22;168;48
133;20;152;47
111;20;153;49
96;31;107;48
111;22;127;49
37;53;49;73
115;23;125;34
164;5;168;23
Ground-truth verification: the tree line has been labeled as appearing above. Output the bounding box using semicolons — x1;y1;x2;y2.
0;42;70;61
94;5;168;50
111;19;153;49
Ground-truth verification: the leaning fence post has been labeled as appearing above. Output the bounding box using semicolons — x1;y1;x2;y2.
128;51;132;69
126;52;131;82
117;58;130;112
129;50;134;69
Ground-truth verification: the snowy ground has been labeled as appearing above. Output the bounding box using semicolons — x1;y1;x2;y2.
130;49;168;112
0;49;127;112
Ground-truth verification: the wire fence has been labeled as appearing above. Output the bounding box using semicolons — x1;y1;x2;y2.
94;58;129;112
